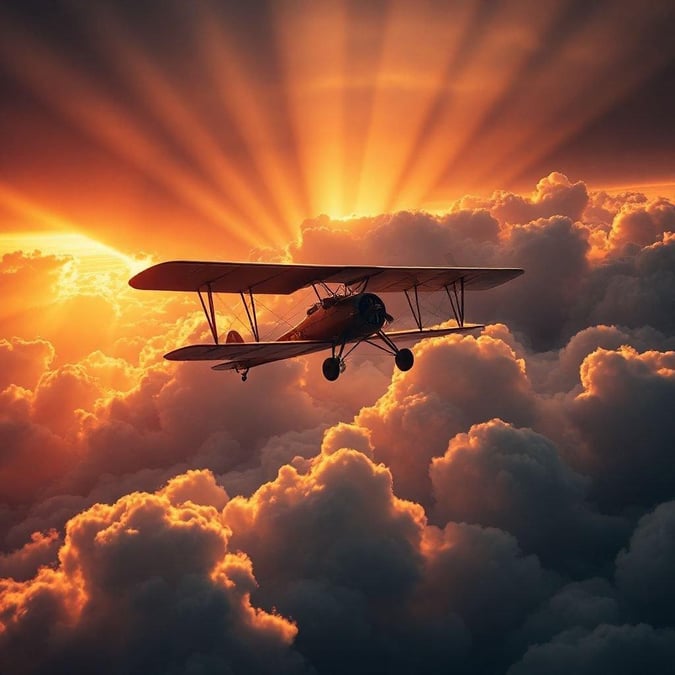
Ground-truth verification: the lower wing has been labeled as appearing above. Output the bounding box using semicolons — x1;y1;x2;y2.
377;324;483;345
165;325;482;371
164;340;333;370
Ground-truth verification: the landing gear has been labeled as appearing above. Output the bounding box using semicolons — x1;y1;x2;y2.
322;357;341;381
395;348;414;371
237;367;249;382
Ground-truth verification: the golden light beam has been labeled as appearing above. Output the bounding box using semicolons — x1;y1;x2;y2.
478;4;675;190
1;0;672;244
424;0;675;200
195;6;308;238
339;1;391;217
74;3;292;244
379;0;501;213
0;11;262;252
0;181;83;233
272;1;348;218
0;182;148;277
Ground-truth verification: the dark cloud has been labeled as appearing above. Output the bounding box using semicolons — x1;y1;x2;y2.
566;346;675;512
615;500;675;626
509;578;621;655
430;420;628;575
573;234;675;336
355;332;537;506
508;623;675;675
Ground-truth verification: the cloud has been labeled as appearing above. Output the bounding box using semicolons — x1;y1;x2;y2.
418;521;555;643
355;331;536;505
510;578;620;654
430;420;628;575
0;337;54;390
3;175;675;673
508;623;675;675
0;528;61;581
281;177;673;351
0;473;307;674
615;500;675;626
488;172;589;225
527;324;675;394
222;447;560;673
567;346;675;511
495;215;590;349
573;233;675;336
608;198;675;254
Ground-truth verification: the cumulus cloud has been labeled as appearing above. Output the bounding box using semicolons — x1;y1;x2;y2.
495;215;590;349
573;233;675;336
0;528;61;581
607;198;675;254
488;172;589;225
222;448;562;673
508;623;675;675
567;346;675;511
0;473;307;675
615;501;675;626
430;420;628;575
510;578;621;654
355;331;536;505
0;337;54;390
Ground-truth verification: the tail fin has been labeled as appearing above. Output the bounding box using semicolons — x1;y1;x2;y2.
226;330;244;344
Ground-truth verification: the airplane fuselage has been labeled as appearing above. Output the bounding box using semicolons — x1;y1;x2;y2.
278;292;388;344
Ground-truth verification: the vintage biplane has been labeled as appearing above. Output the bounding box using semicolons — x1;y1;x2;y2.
129;261;523;381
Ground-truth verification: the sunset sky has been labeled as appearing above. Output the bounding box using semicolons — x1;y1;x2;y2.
2;1;675;674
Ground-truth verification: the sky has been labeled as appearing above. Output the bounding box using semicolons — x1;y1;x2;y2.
1;1;675;673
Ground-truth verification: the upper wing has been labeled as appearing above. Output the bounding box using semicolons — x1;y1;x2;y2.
130;261;523;294
164;340;333;369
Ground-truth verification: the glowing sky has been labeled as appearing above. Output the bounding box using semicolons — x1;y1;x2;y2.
1;0;674;258
2;2;675;674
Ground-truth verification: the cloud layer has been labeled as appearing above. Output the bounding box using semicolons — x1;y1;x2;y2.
2;174;675;673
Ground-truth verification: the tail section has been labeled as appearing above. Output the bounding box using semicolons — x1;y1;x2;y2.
226;330;244;344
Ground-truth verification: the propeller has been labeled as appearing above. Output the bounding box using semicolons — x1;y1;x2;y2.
358;293;391;328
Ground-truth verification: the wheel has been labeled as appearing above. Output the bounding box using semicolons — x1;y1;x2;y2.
322;357;341;381
395;348;414;371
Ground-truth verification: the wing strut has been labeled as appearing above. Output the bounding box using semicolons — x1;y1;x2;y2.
445;277;465;327
198;284;219;344
239;290;260;342
404;285;423;330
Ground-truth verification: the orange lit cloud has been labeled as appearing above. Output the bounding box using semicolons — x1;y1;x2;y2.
0;476;304;674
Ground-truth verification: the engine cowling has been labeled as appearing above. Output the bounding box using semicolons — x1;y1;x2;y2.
357;293;388;330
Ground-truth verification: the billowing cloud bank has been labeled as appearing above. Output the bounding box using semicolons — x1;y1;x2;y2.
2;174;675;674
